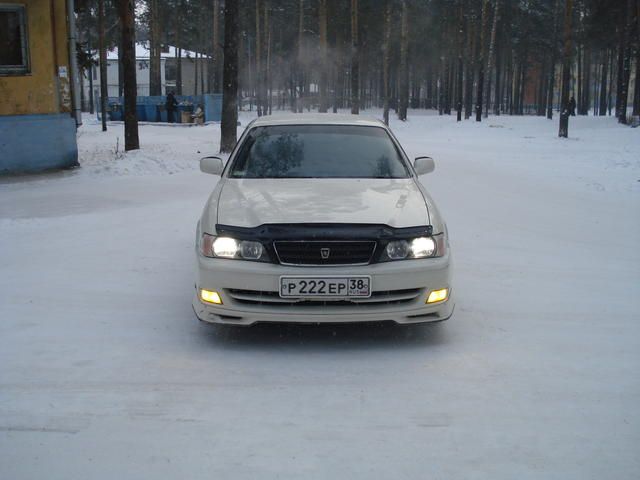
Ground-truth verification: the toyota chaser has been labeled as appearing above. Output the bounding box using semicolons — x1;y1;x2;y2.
193;115;453;326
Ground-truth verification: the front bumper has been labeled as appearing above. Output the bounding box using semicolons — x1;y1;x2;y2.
193;253;454;326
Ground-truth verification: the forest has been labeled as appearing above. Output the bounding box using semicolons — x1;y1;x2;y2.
75;0;639;149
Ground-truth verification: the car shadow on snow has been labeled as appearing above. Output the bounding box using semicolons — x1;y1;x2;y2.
196;320;449;351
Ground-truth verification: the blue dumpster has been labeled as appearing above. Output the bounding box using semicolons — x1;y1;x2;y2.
109;103;122;121
136;104;147;121
144;104;162;122
158;104;168;122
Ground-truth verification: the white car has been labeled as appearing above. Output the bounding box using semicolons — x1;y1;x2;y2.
193;115;453;326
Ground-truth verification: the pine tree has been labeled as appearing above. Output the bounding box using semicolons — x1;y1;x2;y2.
221;0;239;153
149;0;162;95
382;0;392;125
350;0;359;114
98;0;108;132
475;0;489;121
483;0;499;119
117;0;139;150
398;0;409;121
318;0;328;113
559;0;574;138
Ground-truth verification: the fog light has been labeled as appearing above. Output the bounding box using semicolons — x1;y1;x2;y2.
427;288;448;304
200;289;222;304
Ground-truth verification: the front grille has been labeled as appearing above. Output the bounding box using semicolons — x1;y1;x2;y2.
273;241;376;265
226;288;423;307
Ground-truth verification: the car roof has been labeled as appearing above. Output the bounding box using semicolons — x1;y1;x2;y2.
248;114;387;128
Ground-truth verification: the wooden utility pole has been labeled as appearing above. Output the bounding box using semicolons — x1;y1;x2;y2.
350;0;359;114
117;0;139;150
558;0;574;138
221;0;239;153
98;0;108;131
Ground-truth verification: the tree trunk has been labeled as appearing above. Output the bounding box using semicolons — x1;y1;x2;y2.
456;0;465;121
518;58;527;114
149;0;161;96
398;0;409;120
577;45;583;114
317;0;328;112
201;39;206;95
547;0;560;119
537;61;546;115
221;0;239;152
118;37;124;97
264;1;271;115
195;51;199;96
634;0;640;116
213;0;221;92
255;0;262;116
615;36;624;118
443;58;451;114
382;0;391;124
79;64;86;112
332;16;341;114
633;44;640;116
582;46;591;114
88;61;94;114
618;0;634;124
350;0;360;114
484;0;499;119
117;0;139;150
296;0;304;112
475;0;489;121
494;46;501;115
98;0;108;131
558;0;574;138
464;10;475;119
608;48;614;115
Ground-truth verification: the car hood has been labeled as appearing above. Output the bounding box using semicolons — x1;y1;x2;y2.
215;178;430;228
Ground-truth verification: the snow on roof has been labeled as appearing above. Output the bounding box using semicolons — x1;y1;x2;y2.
104;42;210;60
250;114;387;128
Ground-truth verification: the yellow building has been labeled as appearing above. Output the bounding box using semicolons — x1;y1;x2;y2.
0;0;81;173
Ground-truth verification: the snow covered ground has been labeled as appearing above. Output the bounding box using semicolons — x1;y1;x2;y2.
1;111;639;479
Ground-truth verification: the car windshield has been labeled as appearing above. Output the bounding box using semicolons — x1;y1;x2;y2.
228;125;411;179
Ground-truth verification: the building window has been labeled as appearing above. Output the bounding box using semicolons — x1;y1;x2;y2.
0;4;30;75
165;63;176;82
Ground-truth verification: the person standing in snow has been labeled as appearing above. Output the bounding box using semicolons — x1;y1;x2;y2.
166;91;178;123
569;96;576;116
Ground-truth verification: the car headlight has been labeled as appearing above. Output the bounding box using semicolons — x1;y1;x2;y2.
410;237;436;258
213;236;238;257
386;240;410;260
383;234;446;261
201;234;267;261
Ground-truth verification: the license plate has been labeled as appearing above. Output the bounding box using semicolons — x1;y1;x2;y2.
279;276;371;298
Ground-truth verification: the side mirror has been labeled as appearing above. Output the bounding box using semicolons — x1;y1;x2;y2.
200;156;224;175
414;156;435;175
